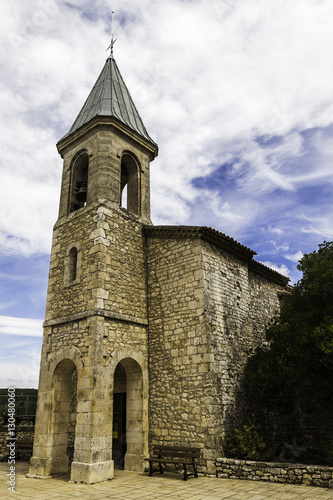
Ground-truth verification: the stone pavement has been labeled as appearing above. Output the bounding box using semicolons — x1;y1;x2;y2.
2;462;333;500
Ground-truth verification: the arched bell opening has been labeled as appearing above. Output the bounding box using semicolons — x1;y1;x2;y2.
112;358;144;471
120;153;140;215
50;359;78;475
69;152;89;213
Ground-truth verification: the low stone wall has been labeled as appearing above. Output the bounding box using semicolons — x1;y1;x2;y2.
216;457;333;488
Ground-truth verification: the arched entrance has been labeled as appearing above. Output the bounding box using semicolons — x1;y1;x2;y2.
112;363;127;467
51;359;77;474
112;358;144;471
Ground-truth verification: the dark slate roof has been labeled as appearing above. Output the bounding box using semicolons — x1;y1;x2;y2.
61;56;156;145
143;225;289;286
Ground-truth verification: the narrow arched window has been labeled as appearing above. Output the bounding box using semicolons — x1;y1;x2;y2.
64;244;81;286
120;154;139;215
69;247;78;282
69;152;89;213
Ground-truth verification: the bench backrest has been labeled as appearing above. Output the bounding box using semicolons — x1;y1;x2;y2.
152;446;200;460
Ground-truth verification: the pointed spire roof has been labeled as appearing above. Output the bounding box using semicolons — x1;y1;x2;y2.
62;56;156;146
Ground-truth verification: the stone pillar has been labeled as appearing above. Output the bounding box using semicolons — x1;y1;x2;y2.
70;382;114;483
70;316;114;484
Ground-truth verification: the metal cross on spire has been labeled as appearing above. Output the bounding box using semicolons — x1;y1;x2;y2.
106;10;117;57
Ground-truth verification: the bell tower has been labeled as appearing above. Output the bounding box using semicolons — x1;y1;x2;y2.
57;54;157;222
29;53;158;484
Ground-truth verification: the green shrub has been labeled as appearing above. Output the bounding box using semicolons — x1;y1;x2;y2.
226;416;271;461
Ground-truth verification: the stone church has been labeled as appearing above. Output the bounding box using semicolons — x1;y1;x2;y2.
28;51;289;484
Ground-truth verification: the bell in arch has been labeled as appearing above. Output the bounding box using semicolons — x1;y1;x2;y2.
75;180;87;202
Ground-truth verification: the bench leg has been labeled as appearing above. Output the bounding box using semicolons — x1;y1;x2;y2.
148;461;163;476
183;462;198;480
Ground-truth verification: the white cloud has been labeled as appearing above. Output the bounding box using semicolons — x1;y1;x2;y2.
210;192;250;225
284;251;304;263
0;348;40;388
0;316;43;337
261;261;290;278
300;214;333;239
0;329;42;387
270;241;290;252
268;225;285;236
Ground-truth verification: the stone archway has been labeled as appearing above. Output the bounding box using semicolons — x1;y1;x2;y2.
50;359;77;475
112;358;144;471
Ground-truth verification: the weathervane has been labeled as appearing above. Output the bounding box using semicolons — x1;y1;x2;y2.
106;10;117;57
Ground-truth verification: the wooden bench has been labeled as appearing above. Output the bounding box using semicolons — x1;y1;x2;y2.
145;446;200;481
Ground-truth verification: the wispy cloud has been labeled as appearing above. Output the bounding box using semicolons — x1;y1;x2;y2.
0;338;41;388
0;316;43;337
284;251;304;263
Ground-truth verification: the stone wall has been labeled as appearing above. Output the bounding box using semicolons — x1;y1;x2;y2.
145;227;289;474
202;241;286;441
216;457;333;488
146;234;212;463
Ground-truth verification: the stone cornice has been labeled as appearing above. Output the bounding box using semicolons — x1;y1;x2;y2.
43;309;148;328
57;115;158;160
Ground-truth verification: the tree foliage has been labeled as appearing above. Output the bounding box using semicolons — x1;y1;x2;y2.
246;241;333;414
227;415;272;461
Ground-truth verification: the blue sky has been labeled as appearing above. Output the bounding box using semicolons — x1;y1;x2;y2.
1;0;333;387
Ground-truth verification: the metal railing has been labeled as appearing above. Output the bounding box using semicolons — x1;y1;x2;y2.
0;393;37;417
